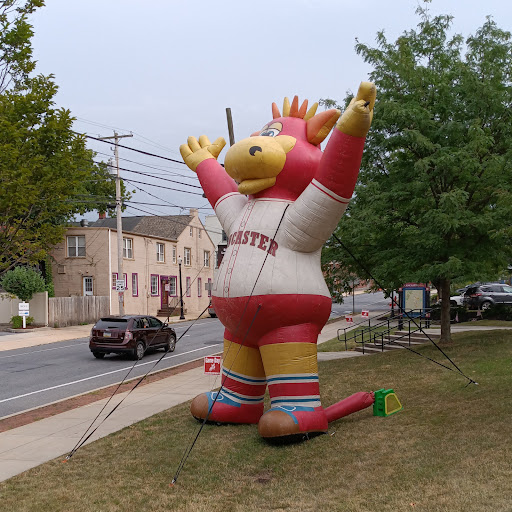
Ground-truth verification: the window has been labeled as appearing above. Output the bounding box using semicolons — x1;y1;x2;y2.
198;229;201;238
157;243;165;262
186;277;191;297
221;230;227;242
172;245;177;264
169;276;177;296
207;278;212;297
149;317;162;328
112;273;118;289
123;273;128;290
67;236;85;257
123;238;133;259
189;227;193;237
184;247;191;266
197;277;202;297
150;274;159;296
132;273;138;296
203;250;210;267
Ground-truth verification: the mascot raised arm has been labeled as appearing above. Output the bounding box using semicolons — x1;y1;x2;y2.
180;82;377;440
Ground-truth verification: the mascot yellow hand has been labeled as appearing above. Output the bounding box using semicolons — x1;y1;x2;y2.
180;135;226;172
336;81;376;138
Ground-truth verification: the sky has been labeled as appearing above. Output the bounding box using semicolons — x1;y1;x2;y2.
30;0;512;222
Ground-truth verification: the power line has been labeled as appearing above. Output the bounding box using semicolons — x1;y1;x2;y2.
125;204;224;236
74;117;183;157
122;177;204;196
93;150;199;180
92;161;203;189
128;182;212;212
77;132;187;165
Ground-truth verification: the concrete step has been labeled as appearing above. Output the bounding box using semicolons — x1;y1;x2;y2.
393;330;441;340
354;337;433;354
354;344;402;354
383;335;431;345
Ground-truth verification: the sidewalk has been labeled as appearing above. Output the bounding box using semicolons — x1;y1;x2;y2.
0;315;368;482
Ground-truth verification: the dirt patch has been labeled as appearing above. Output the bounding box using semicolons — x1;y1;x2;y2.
0;358;206;433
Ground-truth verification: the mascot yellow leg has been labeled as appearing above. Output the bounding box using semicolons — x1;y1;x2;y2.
190;333;266;424
258;337;328;439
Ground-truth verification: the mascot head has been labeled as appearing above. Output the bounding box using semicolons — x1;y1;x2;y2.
224;97;340;201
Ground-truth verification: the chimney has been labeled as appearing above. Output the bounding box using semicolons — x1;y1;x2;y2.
80;219;89;227
99;212;106;220
189;208;198;218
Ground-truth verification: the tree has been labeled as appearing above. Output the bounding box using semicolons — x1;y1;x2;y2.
1;265;45;301
325;2;512;341
0;1;127;276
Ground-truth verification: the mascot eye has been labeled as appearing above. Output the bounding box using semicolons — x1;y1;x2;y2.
260;128;280;137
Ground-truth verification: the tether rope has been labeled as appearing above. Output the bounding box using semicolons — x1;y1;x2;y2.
171;204;290;485
332;233;477;385
64;265;208;460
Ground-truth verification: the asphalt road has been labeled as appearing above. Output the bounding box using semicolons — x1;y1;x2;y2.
0;292;389;419
330;290;390;317
0;317;225;418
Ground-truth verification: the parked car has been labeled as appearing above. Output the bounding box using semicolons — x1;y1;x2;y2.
463;283;512;310
208;301;217;318
89;315;177;360
449;294;464;307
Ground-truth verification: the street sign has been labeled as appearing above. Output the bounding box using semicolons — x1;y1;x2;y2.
19;302;29;317
361;310;370;318
345;315;353;323
115;279;125;292
204;356;221;375
18;302;30;328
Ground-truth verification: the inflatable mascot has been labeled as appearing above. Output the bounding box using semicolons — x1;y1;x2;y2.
180;82;378;440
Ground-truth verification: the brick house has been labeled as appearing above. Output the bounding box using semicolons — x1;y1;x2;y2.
51;209;215;317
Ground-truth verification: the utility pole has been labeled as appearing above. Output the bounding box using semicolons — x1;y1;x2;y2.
99;131;133;316
226;108;235;146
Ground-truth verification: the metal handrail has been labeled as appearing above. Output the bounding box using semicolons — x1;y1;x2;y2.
336;309;438;353
337;316;396;352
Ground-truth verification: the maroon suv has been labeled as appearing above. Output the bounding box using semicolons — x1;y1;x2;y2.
89;315;176;360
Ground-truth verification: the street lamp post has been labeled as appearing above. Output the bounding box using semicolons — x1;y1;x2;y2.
178;256;185;320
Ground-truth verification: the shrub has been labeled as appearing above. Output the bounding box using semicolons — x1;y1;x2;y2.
10;315;34;328
429;304;471;322
481;304;512;321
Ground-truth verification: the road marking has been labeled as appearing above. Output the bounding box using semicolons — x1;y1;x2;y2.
0;342;88;360
0;344;223;405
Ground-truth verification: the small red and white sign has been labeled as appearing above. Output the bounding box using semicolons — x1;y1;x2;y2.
204;356;221;375
361;310;370;318
345;315;353;323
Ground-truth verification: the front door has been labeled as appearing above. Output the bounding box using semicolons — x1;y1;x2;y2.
161;277;169;309
83;276;93;296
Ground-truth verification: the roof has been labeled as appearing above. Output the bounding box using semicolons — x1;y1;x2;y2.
88;215;193;241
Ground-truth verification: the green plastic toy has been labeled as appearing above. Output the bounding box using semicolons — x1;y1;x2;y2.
373;388;403;417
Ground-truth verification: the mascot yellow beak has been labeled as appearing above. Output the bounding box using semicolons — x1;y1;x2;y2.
224;136;296;195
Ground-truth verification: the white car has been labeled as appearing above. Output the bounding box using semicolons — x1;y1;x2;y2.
450;295;464;306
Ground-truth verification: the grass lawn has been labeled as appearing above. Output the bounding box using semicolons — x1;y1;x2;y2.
455;319;512;327
1;331;511;512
